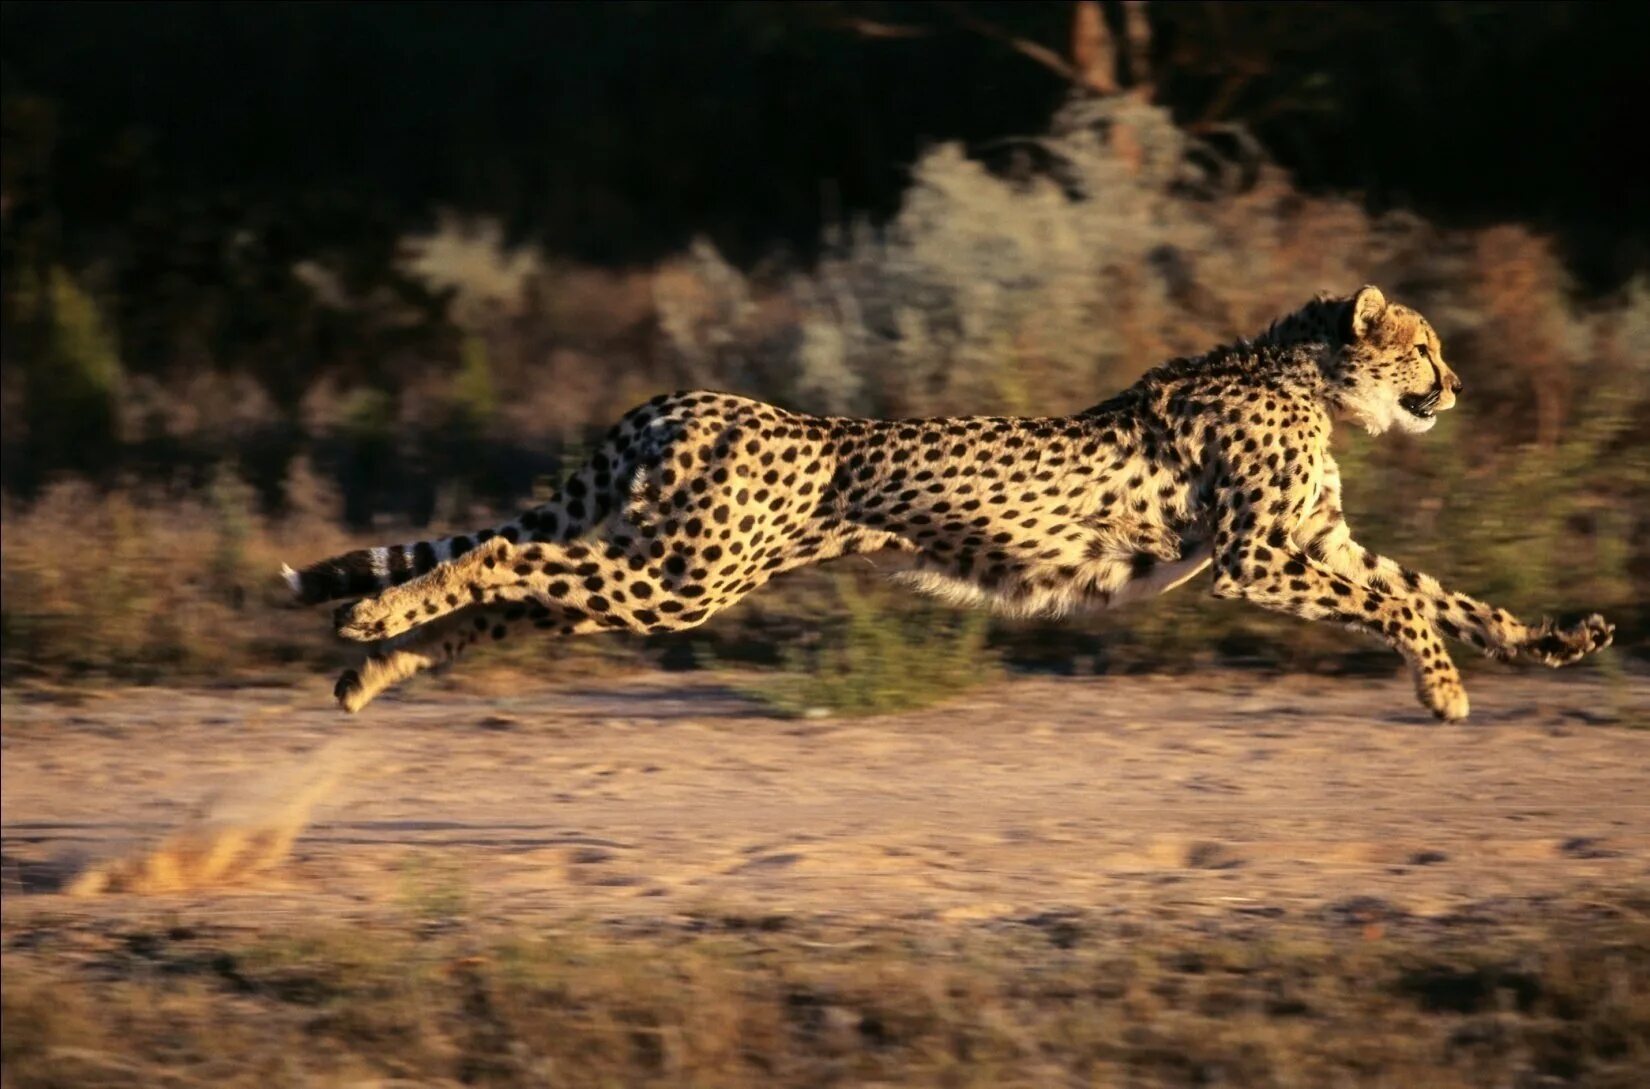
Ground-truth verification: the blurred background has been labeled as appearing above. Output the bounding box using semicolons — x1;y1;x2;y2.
3;0;1647;696
5;8;1650;1088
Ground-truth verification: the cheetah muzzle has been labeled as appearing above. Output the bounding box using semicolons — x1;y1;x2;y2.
286;284;1614;720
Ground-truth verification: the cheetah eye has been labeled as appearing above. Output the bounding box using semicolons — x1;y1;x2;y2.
1416;343;1433;359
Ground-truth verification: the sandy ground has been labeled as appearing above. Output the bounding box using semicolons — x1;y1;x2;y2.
3;669;1648;934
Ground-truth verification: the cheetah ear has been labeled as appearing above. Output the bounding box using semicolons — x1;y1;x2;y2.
1345;285;1387;341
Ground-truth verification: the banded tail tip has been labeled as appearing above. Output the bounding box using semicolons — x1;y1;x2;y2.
281;563;302;597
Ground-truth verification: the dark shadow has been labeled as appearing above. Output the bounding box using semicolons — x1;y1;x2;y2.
547;683;775;721
0;850;92;894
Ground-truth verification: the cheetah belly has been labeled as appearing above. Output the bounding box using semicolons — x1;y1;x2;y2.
885;518;1211;617
875;473;1213;617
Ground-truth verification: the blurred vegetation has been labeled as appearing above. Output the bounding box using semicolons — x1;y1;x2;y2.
4;898;1648;1088
745;576;999;717
1;5;1646;693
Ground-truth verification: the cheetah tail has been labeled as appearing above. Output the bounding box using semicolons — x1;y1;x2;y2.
282;525;520;605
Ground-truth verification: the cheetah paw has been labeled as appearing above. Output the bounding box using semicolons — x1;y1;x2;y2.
334;668;369;713
1518;614;1614;668
334;597;401;642
336;593;443;643
1421;677;1470;722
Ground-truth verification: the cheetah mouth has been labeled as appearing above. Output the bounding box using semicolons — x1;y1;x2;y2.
1399;391;1441;420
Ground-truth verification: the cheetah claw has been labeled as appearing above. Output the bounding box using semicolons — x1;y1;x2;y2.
1518;613;1614;668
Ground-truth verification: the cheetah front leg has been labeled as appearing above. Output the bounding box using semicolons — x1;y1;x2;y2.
1296;457;1614;668
1209;451;1480;720
1212;541;1473;720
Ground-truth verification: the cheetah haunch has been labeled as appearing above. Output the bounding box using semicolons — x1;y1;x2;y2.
286;286;1613;719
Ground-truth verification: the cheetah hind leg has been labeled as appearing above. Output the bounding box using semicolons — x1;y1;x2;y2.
334;604;602;713
334;536;523;642
333;609;496;714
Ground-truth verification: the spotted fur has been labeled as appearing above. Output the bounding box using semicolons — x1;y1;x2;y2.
288;285;1613;718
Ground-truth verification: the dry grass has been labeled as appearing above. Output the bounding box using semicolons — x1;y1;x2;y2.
0;471;647;690
4;898;1648;1089
0;474;352;684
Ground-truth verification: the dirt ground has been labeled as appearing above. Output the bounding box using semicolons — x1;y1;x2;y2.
4;668;1647;932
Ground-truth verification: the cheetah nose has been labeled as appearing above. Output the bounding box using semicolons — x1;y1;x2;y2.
1450;376;1463;394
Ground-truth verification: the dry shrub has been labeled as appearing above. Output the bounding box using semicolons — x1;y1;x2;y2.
743;572;1000;717
0;469;358;682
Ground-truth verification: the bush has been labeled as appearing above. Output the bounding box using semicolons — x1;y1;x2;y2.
0;478;351;683
747;574;1000;717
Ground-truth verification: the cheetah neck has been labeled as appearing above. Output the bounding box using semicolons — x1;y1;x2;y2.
1252;294;1348;350
1095;337;1334;413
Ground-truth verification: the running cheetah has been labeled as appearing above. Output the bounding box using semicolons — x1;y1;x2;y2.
286;285;1614;719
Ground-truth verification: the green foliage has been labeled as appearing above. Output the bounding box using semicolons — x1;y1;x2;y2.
207;464;258;604
5;265;123;477
1341;391;1646;646
43;267;123;403
340;387;396;443
451;332;497;430
393;853;472;927
749;575;999;717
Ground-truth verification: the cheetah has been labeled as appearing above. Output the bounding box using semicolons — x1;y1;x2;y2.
286;285;1614;720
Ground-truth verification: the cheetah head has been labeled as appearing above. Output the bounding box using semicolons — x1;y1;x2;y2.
1321;286;1463;436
